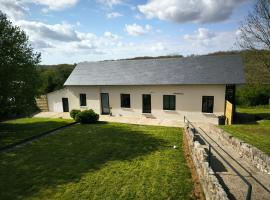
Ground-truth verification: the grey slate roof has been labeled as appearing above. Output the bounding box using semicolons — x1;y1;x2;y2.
64;55;245;86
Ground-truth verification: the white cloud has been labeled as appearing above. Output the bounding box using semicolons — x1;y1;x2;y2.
1;0;241;64
98;0;122;7
138;0;247;23
16;20;80;42
69;41;97;50
24;26;240;64
183;28;239;52
124;23;152;36
76;32;97;41
14;20;171;63
0;0;78;20
16;20;237;64
31;40;54;49
104;31;119;40
117;41;123;47
14;19;123;57
107;12;123;18
151;42;166;51
31;0;78;11
0;0;28;21
184;28;216;46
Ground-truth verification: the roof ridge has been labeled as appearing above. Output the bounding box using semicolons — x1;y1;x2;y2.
76;54;241;65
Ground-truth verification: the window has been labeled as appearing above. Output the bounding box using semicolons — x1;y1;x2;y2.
80;93;86;106
202;96;214;113
121;94;130;108
163;95;176;110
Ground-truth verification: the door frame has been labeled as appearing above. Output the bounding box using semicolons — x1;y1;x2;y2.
100;93;110;114
142;94;151;113
62;98;69;112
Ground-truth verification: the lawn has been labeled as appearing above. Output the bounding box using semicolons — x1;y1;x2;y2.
237;105;270;119
0;117;74;148
221;106;270;155
0;122;194;200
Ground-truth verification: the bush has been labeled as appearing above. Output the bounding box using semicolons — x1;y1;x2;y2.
236;84;270;106
75;109;99;124
70;109;81;119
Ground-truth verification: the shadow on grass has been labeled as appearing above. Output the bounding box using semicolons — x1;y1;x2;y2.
0;123;168;200
0;120;73;148
234;112;270;124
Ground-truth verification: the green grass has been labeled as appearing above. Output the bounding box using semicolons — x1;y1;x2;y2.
0;118;74;148
221;106;270;155
237;105;270;116
0;123;194;200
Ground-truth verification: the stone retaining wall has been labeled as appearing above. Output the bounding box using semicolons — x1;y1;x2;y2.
208;125;270;174
184;126;229;200
36;95;49;112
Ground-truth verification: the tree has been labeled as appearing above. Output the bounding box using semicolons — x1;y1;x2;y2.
37;64;75;94
236;84;270;106
238;0;270;83
0;12;41;118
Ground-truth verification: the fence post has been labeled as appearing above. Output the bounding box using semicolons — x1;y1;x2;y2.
208;145;212;168
246;185;252;200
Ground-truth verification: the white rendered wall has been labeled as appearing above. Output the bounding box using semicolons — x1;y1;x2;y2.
47;85;226;124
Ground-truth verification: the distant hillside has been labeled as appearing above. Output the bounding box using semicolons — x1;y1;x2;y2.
39;64;75;69
123;55;184;60
37;64;75;94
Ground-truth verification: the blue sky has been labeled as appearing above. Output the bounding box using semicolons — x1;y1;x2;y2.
0;0;253;64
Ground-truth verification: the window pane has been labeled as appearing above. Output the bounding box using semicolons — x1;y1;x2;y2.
163;95;169;110
80;93;86;106
170;95;176;110
163;95;176;110
121;94;130;108
202;96;214;113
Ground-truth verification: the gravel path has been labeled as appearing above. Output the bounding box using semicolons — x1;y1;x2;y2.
195;123;270;200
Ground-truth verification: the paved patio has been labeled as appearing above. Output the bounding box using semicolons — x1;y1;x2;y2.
34;112;71;119
34;112;184;127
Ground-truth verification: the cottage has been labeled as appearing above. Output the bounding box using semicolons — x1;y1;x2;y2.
46;55;245;124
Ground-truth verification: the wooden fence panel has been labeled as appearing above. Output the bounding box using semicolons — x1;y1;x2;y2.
225;100;233;125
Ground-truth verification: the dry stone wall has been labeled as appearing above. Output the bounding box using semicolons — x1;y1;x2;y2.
208;125;270;174
36;95;49;112
184;126;229;200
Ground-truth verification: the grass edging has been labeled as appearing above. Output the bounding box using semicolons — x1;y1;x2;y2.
0;122;77;153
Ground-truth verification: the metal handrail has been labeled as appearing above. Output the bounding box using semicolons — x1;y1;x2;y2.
183;116;252;200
